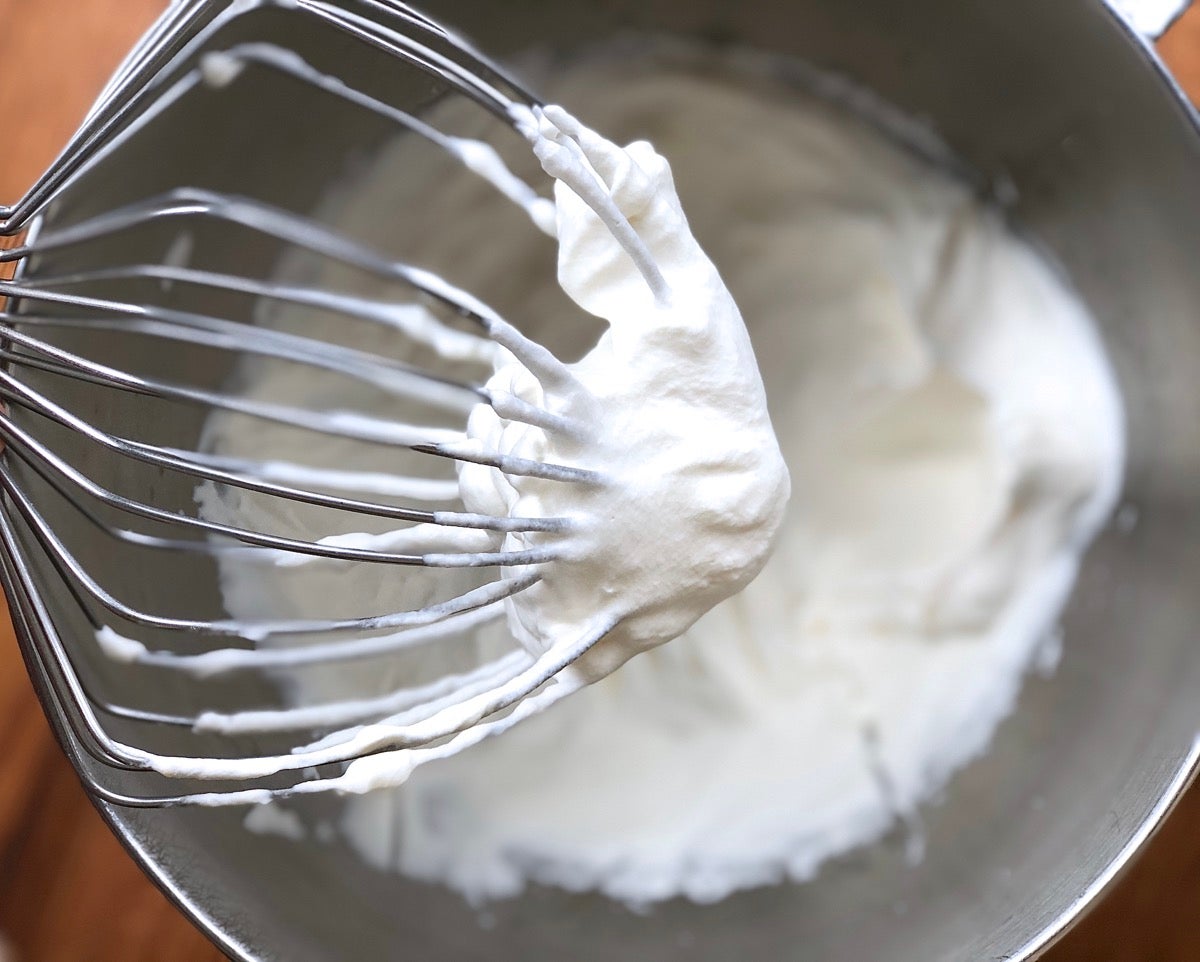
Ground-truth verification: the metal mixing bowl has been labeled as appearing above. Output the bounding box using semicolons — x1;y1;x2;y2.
8;0;1200;959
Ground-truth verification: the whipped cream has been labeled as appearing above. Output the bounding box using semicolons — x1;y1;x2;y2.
458;106;789;682
200;49;1123;906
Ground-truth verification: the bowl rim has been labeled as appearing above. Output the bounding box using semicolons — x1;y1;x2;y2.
1006;4;1200;956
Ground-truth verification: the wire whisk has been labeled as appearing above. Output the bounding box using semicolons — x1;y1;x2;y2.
0;0;632;808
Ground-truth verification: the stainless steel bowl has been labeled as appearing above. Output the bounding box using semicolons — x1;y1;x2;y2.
10;1;1200;959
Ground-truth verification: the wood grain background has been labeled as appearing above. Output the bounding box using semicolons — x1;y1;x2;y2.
1;2;1198;959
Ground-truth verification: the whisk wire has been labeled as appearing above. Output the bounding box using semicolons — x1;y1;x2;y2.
2;0;536;235
0;368;561;530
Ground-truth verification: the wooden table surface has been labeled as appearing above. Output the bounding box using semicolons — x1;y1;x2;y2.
1;2;1199;959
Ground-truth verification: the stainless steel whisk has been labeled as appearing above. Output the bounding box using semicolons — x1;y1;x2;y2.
0;0;617;807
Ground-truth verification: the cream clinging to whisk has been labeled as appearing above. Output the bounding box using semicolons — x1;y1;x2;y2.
459;106;790;683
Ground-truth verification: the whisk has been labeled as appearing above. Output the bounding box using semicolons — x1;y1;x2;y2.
0;0;671;808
